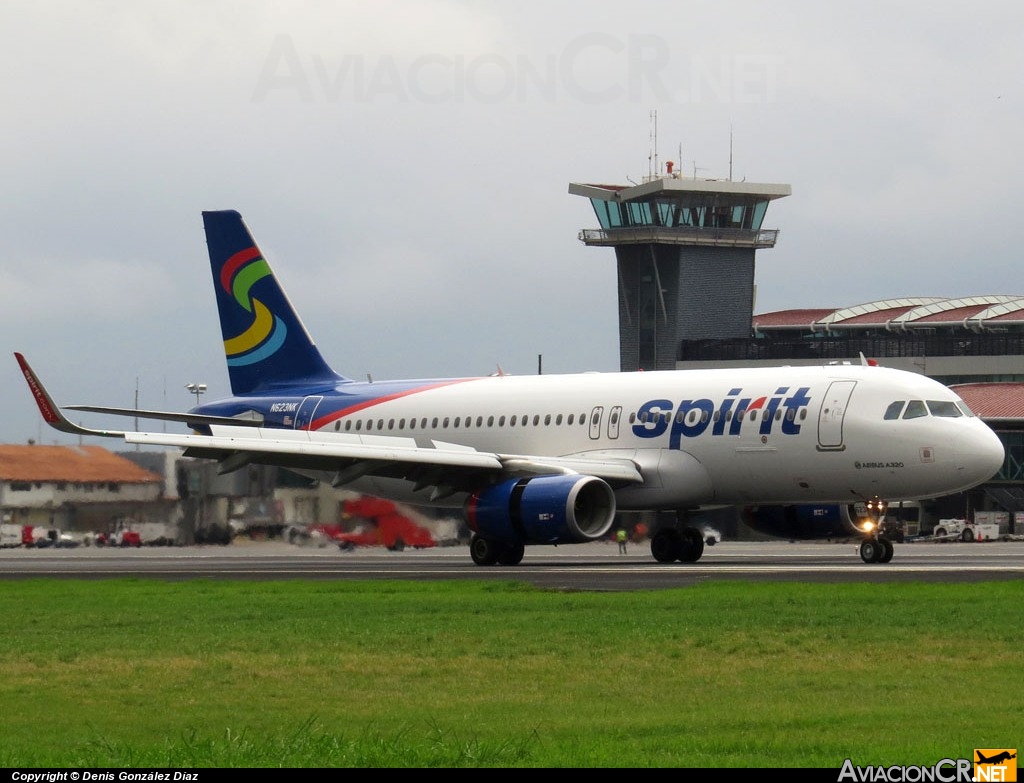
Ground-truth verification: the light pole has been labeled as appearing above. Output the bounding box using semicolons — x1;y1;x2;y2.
185;383;207;406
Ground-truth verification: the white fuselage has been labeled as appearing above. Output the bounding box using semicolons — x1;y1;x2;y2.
295;364;1004;510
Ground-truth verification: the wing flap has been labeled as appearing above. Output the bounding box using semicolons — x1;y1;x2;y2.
124;429;504;470
122;427;643;483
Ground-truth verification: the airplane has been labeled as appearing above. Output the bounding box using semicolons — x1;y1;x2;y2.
976;751;1016;765
15;210;1006;566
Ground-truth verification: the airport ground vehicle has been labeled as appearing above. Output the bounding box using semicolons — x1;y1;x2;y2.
931;518;1000;542
317;497;436;551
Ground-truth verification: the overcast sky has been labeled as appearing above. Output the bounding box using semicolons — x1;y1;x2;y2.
3;1;1022;446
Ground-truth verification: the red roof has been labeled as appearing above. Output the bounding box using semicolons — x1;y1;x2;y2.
911;304;991;324
753;309;835;328
0;445;162;483
951;383;1024;420
837;306;919;325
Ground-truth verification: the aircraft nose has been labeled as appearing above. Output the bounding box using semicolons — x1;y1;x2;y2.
970;424;1005;483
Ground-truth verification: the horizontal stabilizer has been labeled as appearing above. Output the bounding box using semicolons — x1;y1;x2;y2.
65;404;264;428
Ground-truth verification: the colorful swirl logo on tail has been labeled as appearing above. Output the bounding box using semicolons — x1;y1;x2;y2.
220;246;287;367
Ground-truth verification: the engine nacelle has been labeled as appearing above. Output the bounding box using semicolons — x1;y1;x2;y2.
742;503;866;540
465;474;616;546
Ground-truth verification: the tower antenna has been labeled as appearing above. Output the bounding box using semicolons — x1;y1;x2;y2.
648;109;659;179
729;125;734;181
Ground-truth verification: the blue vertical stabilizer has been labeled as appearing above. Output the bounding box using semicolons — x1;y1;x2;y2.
201;210;347;394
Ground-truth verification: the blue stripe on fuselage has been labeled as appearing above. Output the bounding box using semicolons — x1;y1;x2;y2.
194;378;480;430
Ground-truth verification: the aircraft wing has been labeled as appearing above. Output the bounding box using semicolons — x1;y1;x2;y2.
17;352;642;492
124;426;644;486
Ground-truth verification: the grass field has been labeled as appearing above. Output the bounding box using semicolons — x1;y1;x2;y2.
0;578;1020;768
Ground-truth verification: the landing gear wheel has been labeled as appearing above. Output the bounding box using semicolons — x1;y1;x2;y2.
859;538;881;564
879;537;894;563
497;542;525;565
651;529;682;563
469;535;500;566
677;527;705;563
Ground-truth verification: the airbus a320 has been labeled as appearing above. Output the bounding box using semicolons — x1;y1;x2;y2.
15;211;1005;566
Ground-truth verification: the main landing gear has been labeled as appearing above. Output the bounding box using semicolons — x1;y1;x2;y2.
858;536;894;564
650;512;705;563
469;535;525;566
858;497;894;564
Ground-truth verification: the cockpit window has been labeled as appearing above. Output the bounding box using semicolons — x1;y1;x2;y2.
957;401;975;417
902;400;928;419
926;400;962;418
884;401;905;420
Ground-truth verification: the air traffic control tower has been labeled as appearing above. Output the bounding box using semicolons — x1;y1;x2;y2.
570;168;791;371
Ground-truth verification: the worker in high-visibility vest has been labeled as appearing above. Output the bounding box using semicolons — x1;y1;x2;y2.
616;526;628;554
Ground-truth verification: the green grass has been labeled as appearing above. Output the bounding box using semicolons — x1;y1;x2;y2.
0;578;1021;767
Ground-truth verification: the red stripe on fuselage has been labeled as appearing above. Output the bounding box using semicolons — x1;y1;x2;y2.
308;378;481;431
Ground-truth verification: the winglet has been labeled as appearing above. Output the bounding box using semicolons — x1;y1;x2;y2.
14;353;126;438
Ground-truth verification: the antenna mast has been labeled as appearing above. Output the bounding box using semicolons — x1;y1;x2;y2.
648;109;659;178
729;125;734;181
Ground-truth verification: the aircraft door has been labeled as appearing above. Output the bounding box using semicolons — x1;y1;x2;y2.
589;406;604;440
294;396;324;430
608;406;622;439
817;381;856;450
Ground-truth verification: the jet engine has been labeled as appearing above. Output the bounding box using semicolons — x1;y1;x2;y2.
465;474;616;551
741;503;865;540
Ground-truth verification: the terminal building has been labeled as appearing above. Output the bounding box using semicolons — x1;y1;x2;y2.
570;168;1024;535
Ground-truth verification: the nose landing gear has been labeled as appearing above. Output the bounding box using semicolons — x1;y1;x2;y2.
858;497;895;563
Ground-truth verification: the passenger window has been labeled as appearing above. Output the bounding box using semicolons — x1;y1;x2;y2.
903;400;928;419
927;400;961;418
884;401;905;420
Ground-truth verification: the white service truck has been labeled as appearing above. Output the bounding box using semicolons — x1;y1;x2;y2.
931;518;1000;542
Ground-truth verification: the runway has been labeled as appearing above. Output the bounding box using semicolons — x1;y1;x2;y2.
2;539;1023;590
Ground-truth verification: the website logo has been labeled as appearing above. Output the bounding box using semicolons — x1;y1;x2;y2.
975;749;1017;782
